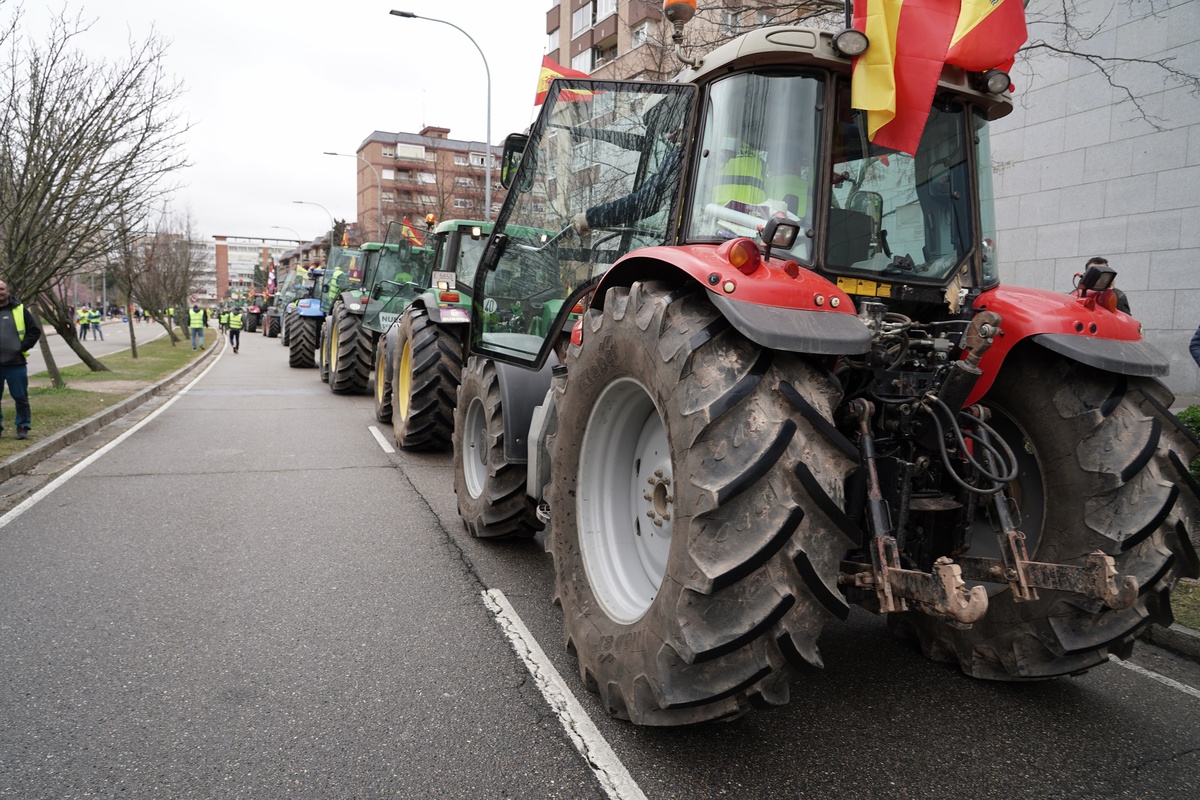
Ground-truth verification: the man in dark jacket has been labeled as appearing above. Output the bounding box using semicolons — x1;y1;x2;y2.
0;280;43;439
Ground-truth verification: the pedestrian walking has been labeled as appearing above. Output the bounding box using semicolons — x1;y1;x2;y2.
228;307;244;353
89;305;104;340
188;303;207;350
0;280;43;440
77;305;90;340
218;308;229;333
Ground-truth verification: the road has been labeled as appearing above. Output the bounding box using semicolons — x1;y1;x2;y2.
1;328;1198;799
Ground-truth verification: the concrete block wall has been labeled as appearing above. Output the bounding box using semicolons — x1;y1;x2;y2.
990;0;1200;395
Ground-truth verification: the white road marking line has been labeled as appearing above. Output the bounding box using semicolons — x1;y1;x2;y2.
482;589;647;800
0;349;224;529
1111;655;1200;700
369;425;395;453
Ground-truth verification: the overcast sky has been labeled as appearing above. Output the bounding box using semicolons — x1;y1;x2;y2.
18;0;550;243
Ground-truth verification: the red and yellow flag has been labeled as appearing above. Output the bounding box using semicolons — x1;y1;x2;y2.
852;0;1026;155
400;217;425;247
341;229;350;247
534;55;591;106
946;0;1027;73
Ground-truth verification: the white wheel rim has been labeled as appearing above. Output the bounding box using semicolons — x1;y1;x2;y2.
463;395;488;499
578;377;672;624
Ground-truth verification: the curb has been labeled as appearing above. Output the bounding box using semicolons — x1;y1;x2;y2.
1140;623;1200;662
0;340;219;485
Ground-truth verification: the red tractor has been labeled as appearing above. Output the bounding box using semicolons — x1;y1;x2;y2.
455;8;1200;725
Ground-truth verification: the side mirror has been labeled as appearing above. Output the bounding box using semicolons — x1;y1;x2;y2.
848;191;883;230
500;132;530;191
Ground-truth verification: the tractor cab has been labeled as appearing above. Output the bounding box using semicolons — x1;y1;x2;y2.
471;26;1010;371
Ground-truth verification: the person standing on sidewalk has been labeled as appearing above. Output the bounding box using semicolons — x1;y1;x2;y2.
77;305;90;340
89;305;104;340
188;303;207;350
228;307;244;353
0;280;43;440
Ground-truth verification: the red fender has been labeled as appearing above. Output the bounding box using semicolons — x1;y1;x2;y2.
968;285;1146;404
597;242;859;314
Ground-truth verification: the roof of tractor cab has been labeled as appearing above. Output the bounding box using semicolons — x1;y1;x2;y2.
677;24;1012;122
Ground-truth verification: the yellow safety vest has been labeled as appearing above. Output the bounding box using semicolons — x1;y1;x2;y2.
712;149;766;207
229;313;244;330
189;308;205;328
14;303;30;357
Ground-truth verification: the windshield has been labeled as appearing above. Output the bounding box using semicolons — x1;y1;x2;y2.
826;82;977;283
687;71;823;263
474;81;695;363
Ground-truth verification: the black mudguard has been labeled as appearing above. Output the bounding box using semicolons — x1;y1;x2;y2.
496;353;561;463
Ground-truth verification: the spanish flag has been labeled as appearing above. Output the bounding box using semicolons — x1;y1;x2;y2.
852;0;1026;155
534;55;590;106
341;229;350;247
400;217;425;247
946;0;1027;73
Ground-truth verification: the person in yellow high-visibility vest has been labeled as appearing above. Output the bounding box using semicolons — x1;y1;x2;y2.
0;280;43;439
228;307;244;353
188;304;207;350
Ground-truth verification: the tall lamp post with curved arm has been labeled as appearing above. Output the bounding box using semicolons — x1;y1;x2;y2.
390;10;492;221
292;200;334;234
324;151;383;239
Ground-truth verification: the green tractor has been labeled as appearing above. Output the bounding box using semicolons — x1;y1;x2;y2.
313;245;369;390
379;219;490;449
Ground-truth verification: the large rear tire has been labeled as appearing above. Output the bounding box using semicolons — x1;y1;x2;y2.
328;304;372;395
288;316;320;368
265;313;280;338
391;307;461;450
281;310;297;346
548;280;859;725
452;356;542;539
893;349;1200;679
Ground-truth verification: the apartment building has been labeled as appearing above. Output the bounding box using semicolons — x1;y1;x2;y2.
546;1;808;81
350;126;505;238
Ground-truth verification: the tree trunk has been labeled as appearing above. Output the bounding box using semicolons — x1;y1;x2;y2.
35;334;64;389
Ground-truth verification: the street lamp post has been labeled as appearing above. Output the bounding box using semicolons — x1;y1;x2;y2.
390;10;492;221
292;200;335;235
324;151;383;239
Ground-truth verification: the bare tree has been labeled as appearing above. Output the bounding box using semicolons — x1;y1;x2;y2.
0;3;190;368
125;208;207;347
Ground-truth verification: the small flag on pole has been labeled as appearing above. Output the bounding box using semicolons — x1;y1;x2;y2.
400;217;425;247
534;55;591;106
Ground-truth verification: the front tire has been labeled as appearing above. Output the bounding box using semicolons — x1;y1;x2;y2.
548;281;859;725
328;304;372;395
391;307;461;450
374;334;393;424
894;349;1200;679
452;356;541;539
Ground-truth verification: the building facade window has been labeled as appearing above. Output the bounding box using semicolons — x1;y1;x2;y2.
382;192;394;203
757;11;775;26
381;145;395;158
631;20;650;48
397;143;425;160
381;168;395;180
454;198;471;209
571;49;592;73
721;10;740;36
454;154;469;166
595;0;616;22
572;2;593;34
418;171;436;184
548;27;560;52
455;177;476;188
469;152;487;167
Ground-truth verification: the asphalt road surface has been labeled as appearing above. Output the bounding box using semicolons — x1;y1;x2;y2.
2;328;1198;799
